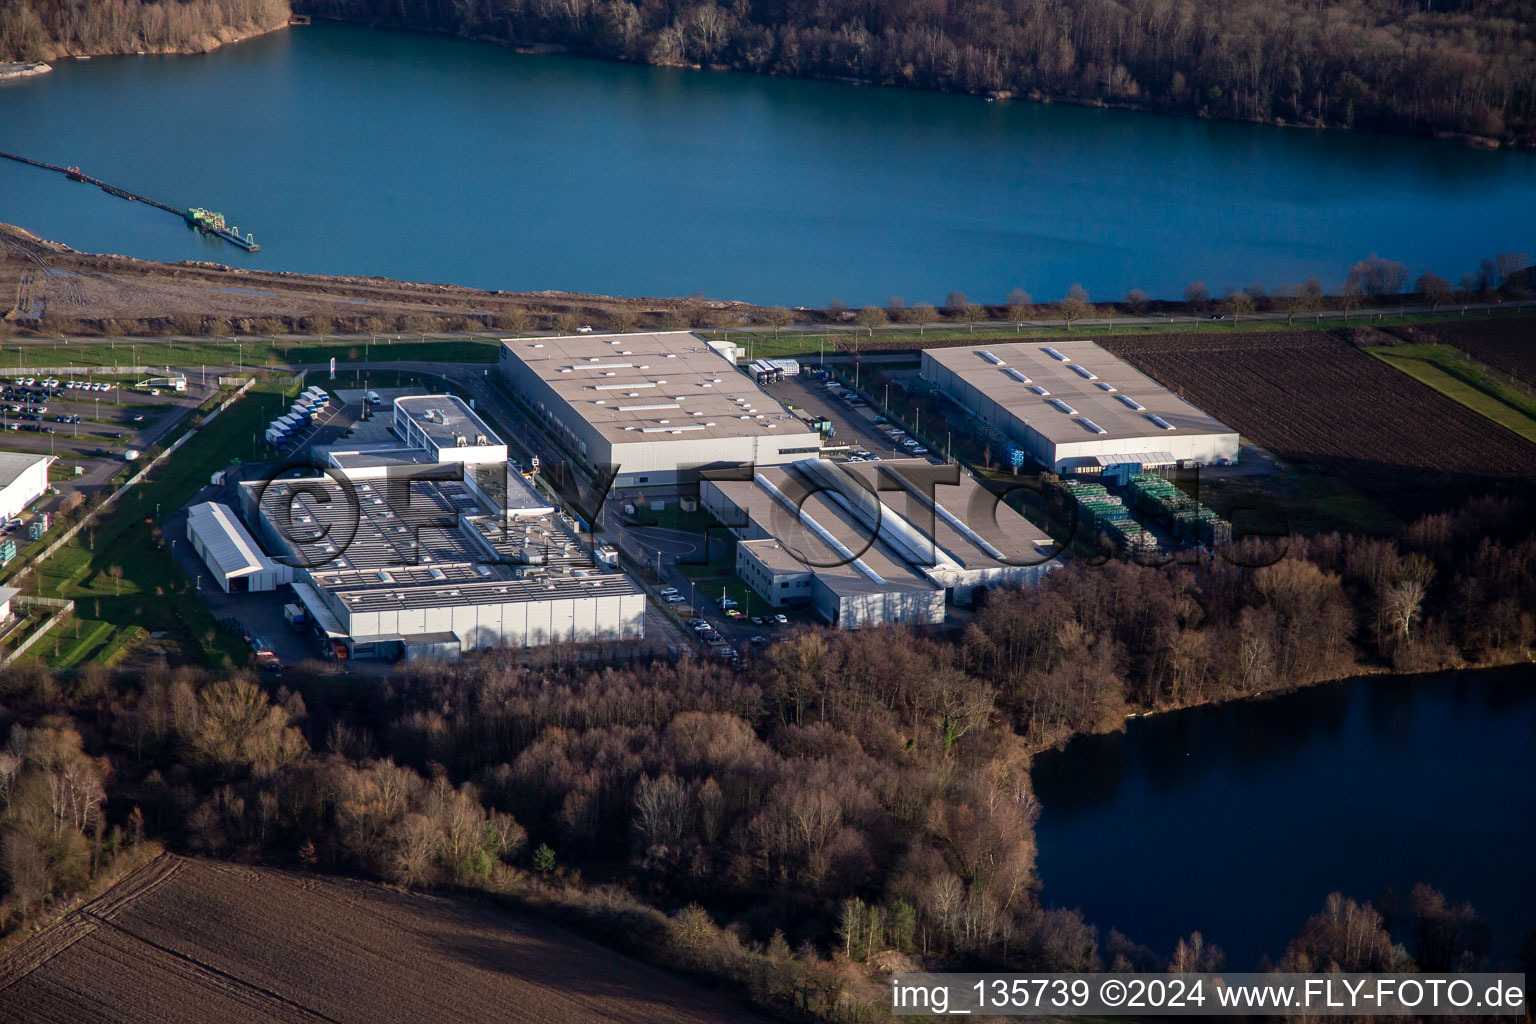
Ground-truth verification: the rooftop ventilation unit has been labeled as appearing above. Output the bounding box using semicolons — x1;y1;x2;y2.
977;350;1005;365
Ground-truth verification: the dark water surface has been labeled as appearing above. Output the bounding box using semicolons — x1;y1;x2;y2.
4;23;1536;304
1031;667;1536;968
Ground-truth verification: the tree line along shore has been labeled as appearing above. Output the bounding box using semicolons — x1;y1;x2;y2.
0;0;291;63
2;0;1534;145
1;225;1530;341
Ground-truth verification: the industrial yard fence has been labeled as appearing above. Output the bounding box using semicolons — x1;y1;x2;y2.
1;378;256;593
2;597;76;665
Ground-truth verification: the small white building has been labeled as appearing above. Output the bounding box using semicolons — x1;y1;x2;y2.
0;586;19;623
186;501;294;593
0;452;53;522
391;395;507;466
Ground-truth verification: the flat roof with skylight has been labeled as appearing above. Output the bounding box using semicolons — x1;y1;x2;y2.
499;331;823;484
922;340;1239;472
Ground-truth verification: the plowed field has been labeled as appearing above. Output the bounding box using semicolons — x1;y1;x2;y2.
1419;318;1536;386
0;856;763;1024
1097;330;1536;515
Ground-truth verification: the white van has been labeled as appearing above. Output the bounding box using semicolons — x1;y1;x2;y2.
367;391;381;405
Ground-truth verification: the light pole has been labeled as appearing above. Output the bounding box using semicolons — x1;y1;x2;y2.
883;384;890;411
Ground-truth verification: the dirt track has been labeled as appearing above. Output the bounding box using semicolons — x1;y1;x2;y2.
0;855;766;1024
0;222;742;335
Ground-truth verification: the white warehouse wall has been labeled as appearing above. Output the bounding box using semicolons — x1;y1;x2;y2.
0;458;50;522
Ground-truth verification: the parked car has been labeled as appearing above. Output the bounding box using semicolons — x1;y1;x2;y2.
774;614;788;624
664;594;686;603
658;587;678;596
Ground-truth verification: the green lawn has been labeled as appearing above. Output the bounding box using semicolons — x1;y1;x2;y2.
1369;343;1536;444
11;378;298;668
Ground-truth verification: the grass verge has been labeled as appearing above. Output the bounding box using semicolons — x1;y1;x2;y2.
1368;343;1536;444
13;378;297;668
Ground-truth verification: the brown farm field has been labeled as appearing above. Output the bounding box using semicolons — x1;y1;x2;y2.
0;855;766;1024
1096;330;1536;520
1414;318;1536;386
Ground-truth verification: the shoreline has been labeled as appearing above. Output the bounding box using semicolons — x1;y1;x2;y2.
0;61;51;80
0;19;290;67
1065;650;1536;753
301;16;1528;151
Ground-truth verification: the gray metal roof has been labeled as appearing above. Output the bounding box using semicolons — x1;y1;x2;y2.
187;502;284;580
394;394;503;449
0;451;51;490
241;471;640;612
500;331;819;446
924;340;1236;446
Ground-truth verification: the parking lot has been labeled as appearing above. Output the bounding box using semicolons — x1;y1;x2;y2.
0;372;215;535
767;371;946;465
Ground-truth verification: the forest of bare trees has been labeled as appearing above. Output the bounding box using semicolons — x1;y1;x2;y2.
2;491;1531;1014
289;0;1536;142
0;0;291;62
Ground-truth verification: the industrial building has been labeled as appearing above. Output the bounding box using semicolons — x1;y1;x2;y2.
186;501;295;593
702;457;1060;628
921;341;1239;474
498;331;822;486
226;396;644;661
0;451;53;522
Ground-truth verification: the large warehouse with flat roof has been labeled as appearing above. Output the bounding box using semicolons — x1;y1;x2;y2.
702;458;1060;628
498;331;822;486
922;341;1239;473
